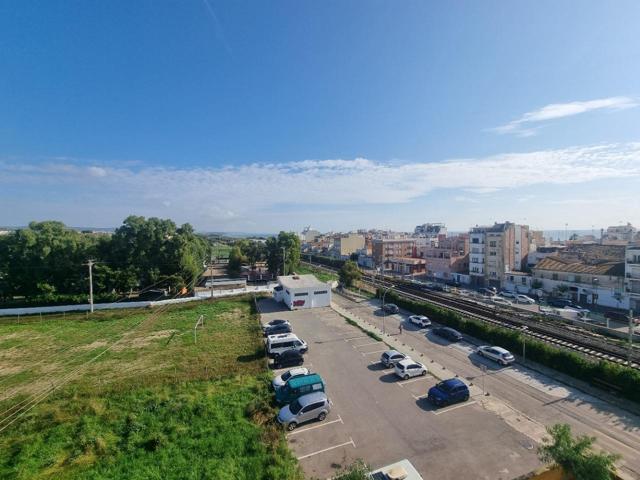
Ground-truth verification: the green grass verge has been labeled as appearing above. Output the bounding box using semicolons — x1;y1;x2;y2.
0;298;302;479
341;315;383;342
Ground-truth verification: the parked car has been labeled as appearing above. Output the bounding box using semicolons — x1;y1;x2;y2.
477;346;515;366
266;333;308;358
515;294;536;304
409;315;431;327
422;282;436;291
380;349;408;367
432;327;463;342
498;291;516;299
548;298;579;309
565;305;590;315
479;287;497;296
489;296;513;307
264;323;292;336
275;373;325;405
394;359;428;380
272;349;304;369
382;303;400;314
277;392;331;431
272;367;309;390
263;319;290;330
427;378;470;407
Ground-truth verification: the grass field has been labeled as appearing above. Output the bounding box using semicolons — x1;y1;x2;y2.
0;298;302;479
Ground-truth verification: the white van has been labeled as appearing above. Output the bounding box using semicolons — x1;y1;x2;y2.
266;333;308;358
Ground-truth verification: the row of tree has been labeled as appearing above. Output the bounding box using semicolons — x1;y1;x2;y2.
227;232;301;277
0;216;209;304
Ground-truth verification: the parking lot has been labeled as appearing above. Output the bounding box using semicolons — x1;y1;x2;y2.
258;299;540;480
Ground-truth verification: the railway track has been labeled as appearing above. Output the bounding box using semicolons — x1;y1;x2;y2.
301;261;640;369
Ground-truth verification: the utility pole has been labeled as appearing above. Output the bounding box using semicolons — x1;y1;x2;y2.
85;260;95;313
629;309;635;366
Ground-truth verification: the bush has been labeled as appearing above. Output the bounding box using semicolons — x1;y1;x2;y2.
379;290;640;404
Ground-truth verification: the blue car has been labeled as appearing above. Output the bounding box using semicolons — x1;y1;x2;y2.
427;378;470;407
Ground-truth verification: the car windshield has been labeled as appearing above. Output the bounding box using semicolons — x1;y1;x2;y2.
282;371;293;382
436;381;453;392
289;399;302;414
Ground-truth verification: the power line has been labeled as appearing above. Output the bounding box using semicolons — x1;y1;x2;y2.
0;272;200;427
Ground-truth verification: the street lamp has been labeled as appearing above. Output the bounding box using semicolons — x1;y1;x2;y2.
381;284;395;335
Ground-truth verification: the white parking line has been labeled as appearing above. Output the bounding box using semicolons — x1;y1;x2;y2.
352;341;382;348
362;349;389;355
411;393;429;400
433;401;477;415
297;437;356;460
397;376;430;385
286;416;343;437
344;335;368;341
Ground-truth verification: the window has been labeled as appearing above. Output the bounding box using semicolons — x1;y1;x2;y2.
489;241;497;247
489;251;497;256
314;290;328;295
552;273;558;280
472;238;479;244
521;277;527;285
294;292;308;297
575;275;582;283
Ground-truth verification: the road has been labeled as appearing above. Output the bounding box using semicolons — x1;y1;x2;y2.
334;294;640;479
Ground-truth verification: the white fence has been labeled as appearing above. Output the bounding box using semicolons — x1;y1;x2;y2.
0;284;276;317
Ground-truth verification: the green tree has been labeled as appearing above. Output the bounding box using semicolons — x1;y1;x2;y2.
339;260;361;287
538;423;620;480
265;232;301;275
227;246;246;277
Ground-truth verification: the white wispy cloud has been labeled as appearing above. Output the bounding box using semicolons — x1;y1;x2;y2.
1;142;639;230
491;96;638;136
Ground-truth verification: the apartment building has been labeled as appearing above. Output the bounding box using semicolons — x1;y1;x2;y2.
420;234;469;281
532;257;627;309
469;222;530;288
332;234;365;259
625;243;640;313
372;238;416;267
602;223;637;245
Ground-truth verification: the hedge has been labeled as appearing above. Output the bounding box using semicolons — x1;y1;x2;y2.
380;289;640;404
306;254;346;270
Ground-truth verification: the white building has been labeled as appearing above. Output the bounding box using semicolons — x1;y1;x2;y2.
625;243;640;313
273;274;332;310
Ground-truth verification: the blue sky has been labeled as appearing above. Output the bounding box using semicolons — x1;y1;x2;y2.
1;1;639;232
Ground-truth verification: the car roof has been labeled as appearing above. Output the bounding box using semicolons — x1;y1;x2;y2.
297;391;328;406
383;349;401;356
268;333;298;341
441;378;466;388
287;373;322;388
491;346;510;354
397;358;418;367
442;327;459;333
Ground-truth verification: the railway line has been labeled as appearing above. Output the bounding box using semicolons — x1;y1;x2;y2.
301;260;640;370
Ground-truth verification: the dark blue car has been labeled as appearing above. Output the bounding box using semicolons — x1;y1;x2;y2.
432;327;463;342
427;378;470;407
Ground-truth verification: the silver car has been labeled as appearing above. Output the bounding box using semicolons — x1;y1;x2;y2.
380;349;407;367
272;367;309;390
277;392;331;431
477;346;515;366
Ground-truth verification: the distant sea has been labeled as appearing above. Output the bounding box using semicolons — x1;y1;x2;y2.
543;229;601;241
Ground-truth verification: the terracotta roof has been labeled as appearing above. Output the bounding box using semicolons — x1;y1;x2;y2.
534;257;624;276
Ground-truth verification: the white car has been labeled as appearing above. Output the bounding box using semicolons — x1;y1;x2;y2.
394;359;428;380
498;291;516;299
477;346;515;366
515;294;536;304
408;315;431;327
272;367;309;389
490;296;513;306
